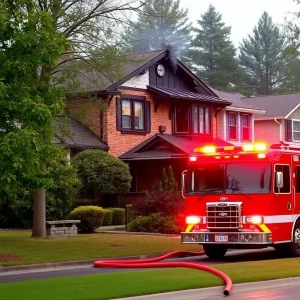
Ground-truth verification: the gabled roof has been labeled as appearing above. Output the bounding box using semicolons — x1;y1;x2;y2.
118;134;232;160
242;93;300;119
54;117;109;150
211;89;265;113
147;86;231;105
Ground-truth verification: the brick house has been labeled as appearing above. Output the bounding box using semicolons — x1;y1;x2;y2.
64;49;263;193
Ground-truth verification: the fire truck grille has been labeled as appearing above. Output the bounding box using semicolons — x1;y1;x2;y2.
206;203;241;229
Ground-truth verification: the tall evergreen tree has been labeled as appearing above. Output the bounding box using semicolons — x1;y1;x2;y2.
125;0;191;57
184;4;240;91
239;12;287;95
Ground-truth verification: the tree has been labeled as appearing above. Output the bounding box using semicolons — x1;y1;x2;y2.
184;4;240;91
72;149;132;204
239;12;288;95
125;0;191;57
0;0;68;237
35;0;147;91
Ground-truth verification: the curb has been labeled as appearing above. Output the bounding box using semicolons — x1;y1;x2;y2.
0;253;168;275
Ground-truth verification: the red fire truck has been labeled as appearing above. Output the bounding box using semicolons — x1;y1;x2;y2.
181;141;300;258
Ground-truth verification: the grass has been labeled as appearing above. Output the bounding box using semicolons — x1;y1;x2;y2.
1;258;300;300
0;231;200;266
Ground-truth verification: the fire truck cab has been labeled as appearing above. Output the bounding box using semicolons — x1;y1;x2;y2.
181;141;300;258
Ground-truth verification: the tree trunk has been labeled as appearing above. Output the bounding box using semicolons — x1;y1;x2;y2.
31;188;46;238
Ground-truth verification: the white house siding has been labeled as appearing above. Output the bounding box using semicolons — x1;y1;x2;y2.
121;70;149;89
254;120;281;145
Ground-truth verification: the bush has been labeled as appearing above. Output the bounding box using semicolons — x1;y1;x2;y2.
71;199;93;210
133;191;184;217
102;209;113;226
127;213;182;234
72;150;132;205
107;208;125;225
69;205;105;233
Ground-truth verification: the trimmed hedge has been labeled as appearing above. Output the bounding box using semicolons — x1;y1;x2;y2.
107;208;125;225
127;213;182;234
69;206;105;233
71;199;93;210
102;209;113;226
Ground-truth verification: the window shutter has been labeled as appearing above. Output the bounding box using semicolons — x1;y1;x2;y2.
116;97;122;131
226;112;230;140
285;119;292;142
145;101;151;133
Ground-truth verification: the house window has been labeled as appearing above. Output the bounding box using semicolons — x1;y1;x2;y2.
116;95;151;133
175;104;189;133
241;114;250;141
293;120;300;141
192;105;211;134
228;112;238;140
226;112;251;142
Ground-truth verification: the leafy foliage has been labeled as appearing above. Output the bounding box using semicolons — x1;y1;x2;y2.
153;166;177;192
0;149;81;227
127;212;182;234
72;150;132;203
125;0;191;57
107;208;126;225
69;206;105;233
239;12;289;95
102;209;113;226
184;4;240;91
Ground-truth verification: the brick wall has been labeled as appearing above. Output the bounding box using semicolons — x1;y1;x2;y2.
104;89;172;157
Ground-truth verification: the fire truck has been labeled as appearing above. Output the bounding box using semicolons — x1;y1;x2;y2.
181;141;300;258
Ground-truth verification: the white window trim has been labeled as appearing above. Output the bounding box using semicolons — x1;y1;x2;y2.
292;119;300;142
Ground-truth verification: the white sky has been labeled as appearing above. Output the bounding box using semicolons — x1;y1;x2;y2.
180;0;299;46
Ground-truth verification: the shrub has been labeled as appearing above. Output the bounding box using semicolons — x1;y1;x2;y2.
133;191;184;217
102;209;113;226
71;199;93;210
107;208;125;225
127;213;181;234
72;150;132;205
69;205;105;233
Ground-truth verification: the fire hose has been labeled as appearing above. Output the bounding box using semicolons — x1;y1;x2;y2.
94;250;232;296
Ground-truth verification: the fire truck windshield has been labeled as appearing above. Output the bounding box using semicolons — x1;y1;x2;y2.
188;162;271;195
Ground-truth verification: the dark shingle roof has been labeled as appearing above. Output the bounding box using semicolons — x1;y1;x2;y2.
147;86;231;105
211;88;264;112
54;117;109;150
118;134;232;160
242;93;300;119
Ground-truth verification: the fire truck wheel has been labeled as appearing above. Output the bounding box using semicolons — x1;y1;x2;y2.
291;221;300;257
203;245;228;259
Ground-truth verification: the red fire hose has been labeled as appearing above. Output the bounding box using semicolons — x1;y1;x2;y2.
94;250;232;296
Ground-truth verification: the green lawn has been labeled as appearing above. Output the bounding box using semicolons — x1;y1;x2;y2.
0;231;200;266
1;258;300;300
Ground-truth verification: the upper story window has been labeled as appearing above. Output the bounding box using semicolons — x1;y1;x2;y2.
192;105;211;134
293;120;300;141
174;104;211;135
226;111;252;142
116;95;151;133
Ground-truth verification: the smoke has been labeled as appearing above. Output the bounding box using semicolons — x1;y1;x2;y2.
162;43;178;73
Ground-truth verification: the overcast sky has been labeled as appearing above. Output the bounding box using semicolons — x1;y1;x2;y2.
180;0;299;46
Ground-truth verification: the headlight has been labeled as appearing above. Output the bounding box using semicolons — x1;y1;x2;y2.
246;216;263;225
186;216;202;225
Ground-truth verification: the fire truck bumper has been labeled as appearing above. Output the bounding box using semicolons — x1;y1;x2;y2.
181;231;272;245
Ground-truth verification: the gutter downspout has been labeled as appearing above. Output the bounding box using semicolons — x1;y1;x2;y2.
274;118;282;141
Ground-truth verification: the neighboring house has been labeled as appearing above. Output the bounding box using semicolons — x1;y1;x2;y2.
211;90;265;145
242;93;300;145
64;49;263;193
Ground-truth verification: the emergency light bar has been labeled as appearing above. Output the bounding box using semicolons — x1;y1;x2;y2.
194;142;268;154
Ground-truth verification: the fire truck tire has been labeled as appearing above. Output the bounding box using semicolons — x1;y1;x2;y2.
291;221;300;257
203;245;228;259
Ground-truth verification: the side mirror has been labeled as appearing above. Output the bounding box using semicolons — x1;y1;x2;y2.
276;172;284;188
181;170;187;199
